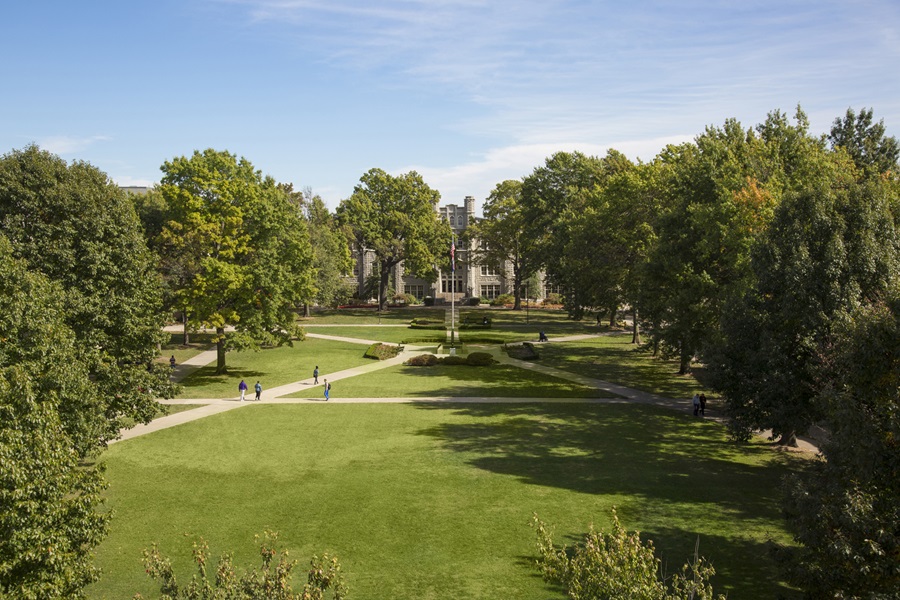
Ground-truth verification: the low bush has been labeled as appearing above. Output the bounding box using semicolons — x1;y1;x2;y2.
466;352;495;366
467;297;481;306
423;296;435;306
441;355;468;366
364;343;400;360
405;353;439;366
491;293;515;306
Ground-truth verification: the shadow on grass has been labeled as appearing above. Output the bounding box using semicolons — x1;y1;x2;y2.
393;364;613;398
178;366;267;390
414;403;796;520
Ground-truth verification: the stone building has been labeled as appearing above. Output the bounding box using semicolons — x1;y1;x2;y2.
348;195;547;303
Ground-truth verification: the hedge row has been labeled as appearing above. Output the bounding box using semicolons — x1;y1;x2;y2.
405;352;495;367
364;343;401;360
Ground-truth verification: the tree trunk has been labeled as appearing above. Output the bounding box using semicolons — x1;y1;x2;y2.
609;303;618;328
678;341;691;375
215;326;227;375
378;264;390;312
182;311;190;345
304;303;311;317
631;308;641;344
776;431;798;447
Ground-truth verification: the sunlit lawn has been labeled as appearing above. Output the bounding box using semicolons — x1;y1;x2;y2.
176;338;374;398
91;403;805;600
283;361;614;399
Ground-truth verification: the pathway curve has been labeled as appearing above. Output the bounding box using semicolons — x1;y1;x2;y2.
118;321;820;452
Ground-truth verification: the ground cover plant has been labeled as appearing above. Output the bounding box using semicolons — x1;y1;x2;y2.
91;403;804;599
176;338;373;398
537;333;710;401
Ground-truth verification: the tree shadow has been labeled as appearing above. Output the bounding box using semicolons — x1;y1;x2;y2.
414;402;798;521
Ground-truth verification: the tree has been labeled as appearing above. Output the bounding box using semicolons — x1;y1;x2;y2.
519;151;615;319
337;168;451;311
828;107;900;178
0;145;174;446
299;188;353;311
157;149;316;374
709;174;900;445
0;238;109;599
778;298;900;597
466;180;539;310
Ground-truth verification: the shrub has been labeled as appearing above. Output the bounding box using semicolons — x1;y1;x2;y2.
466;352;495;366
423;296;435;306
405;354;439;366
392;292;418;306
491;293;514;306
505;342;539;360
441;355;468;366
467;297;481;306
532;511;724;600
544;292;562;305
364;343;400;360
137;531;347;600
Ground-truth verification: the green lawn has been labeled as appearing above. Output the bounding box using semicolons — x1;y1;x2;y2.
537;333;710;400
157;332;216;364
283;362;615;399
176;338;374;398
91;403;804;600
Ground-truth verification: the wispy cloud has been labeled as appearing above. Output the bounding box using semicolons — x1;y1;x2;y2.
38;135;111;155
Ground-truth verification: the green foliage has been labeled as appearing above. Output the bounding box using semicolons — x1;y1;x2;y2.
0;243;109;598
137;531;347;600
491;293;515;306
778;298;900;598
157;149;315;374
337;168;451;311
465;352;495;366
295;188;353;309
0;145;174;445
404;354;439;366
532;512;725;600
364;343;400;361
467;179;539;310
828;106;900;177
710;176;900;443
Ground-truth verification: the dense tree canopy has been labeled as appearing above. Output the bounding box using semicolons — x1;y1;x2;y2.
0;237;109;599
0;145;173;445
157;149;316;373
828;107;900;177
337;168;450;311
466;180;538;310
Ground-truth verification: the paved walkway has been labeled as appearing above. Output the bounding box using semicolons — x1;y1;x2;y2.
118;320;819;452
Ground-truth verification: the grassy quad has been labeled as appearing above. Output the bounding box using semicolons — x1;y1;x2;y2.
92;402;804;599
175;337;375;399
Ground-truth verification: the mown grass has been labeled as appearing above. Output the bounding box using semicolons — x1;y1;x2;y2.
537;333;709;401
176;338;374;398
91;403;804;600
157;332;216;364
282;361;614;399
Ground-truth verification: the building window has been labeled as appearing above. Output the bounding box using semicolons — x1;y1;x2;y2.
544;283;561;296
481;284;501;299
442;276;464;293
404;284;425;299
480;264;499;277
457;215;464;227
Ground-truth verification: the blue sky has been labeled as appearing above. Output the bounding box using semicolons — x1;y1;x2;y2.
2;1;899;214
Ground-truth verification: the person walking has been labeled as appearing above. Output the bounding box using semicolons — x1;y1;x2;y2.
323;379;330;401
692;393;700;416
239;379;248;402
254;381;262;401
169;355;176;368
699;393;707;416
313;365;319;384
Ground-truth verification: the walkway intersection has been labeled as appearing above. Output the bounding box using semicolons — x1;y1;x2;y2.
118;322;818;452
